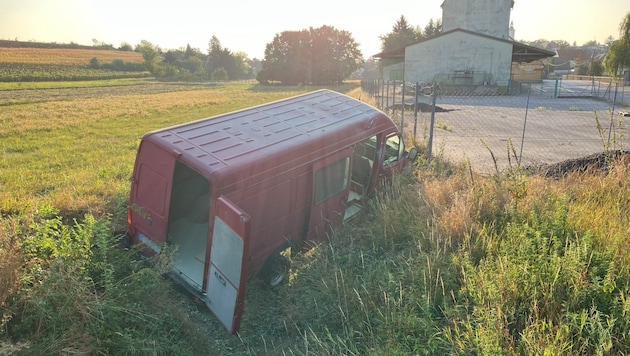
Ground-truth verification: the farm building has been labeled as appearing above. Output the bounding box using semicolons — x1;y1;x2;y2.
376;0;554;87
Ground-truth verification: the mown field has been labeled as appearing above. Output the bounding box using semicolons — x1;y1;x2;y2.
1;49;629;355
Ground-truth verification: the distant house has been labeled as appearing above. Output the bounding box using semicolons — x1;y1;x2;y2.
374;0;553;87
552;48;589;74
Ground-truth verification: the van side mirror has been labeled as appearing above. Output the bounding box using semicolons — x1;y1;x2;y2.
407;147;418;161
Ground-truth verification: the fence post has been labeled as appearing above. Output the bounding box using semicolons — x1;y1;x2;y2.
386;80;390;111
401;81;405;141
608;81;619;146
392;80;397;118
554;79;559;98
519;83;532;166
427;83;438;163
413;82;419;138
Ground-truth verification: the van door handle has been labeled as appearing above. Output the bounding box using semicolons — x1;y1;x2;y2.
214;270;227;286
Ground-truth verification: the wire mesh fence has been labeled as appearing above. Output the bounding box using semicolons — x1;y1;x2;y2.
361;79;630;173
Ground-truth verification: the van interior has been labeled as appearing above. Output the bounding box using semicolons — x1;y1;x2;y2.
346;135;377;220
167;161;210;289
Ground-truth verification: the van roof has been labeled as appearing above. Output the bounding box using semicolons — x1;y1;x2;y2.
143;89;398;186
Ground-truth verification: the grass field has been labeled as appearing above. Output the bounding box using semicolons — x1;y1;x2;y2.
1;63;629;354
0;81;358;225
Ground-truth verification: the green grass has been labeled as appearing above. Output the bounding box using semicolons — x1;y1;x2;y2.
0;81;359;225
1;81;629;355
0;62;149;82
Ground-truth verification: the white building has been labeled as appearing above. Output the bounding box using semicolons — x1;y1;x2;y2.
376;0;552;87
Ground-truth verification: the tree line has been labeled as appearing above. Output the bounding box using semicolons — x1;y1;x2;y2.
135;26;364;85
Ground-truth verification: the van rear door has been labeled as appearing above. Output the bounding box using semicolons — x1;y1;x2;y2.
130;141;175;247
306;147;353;242
205;197;251;334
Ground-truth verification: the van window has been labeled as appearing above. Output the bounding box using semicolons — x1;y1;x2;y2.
314;157;350;205
382;134;404;167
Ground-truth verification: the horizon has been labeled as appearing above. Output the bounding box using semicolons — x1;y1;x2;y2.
1;0;628;59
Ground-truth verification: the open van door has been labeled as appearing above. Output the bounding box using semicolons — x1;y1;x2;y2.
205;197;251;334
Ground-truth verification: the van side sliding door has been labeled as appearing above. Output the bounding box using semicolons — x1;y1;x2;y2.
306;147;353;242
205;197;251;334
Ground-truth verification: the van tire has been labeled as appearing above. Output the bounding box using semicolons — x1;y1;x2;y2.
263;254;291;288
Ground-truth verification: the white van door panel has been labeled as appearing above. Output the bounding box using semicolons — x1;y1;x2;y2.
206;197;251;334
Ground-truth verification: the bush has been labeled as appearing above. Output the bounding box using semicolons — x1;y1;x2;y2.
211;67;229;81
89;57;101;69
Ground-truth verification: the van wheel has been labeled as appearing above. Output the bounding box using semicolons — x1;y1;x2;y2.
263;254;291;288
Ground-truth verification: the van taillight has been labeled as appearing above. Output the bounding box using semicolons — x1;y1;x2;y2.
127;207;132;227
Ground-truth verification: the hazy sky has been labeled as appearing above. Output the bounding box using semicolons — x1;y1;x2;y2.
1;0;628;59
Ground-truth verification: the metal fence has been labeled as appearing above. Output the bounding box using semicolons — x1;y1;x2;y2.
361;79;630;173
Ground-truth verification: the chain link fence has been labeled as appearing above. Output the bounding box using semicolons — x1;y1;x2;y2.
361;79;630;173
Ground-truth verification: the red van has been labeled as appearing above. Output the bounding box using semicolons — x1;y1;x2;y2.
126;89;417;333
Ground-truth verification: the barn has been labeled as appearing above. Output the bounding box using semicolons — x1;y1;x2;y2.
376;0;554;87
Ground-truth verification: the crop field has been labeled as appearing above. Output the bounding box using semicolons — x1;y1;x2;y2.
0;47;144;65
0;47;147;81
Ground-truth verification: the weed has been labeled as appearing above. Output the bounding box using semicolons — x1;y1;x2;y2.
436;120;453;131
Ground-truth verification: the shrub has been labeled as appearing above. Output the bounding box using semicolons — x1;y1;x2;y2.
89;57;101;69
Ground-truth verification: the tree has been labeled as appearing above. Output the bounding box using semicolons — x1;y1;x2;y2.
379;15;420;53
260;26;363;85
589;59;604;76
604;12;630;78
310;25;363;84
377;16;422;70
211;67;228;81
422;19;442;39
582;39;598;48
135;40;161;74
206;36;251;80
119;42;133;51
261;29;311;85
136;40;161;63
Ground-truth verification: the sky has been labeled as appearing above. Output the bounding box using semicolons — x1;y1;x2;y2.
1;0;628;59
